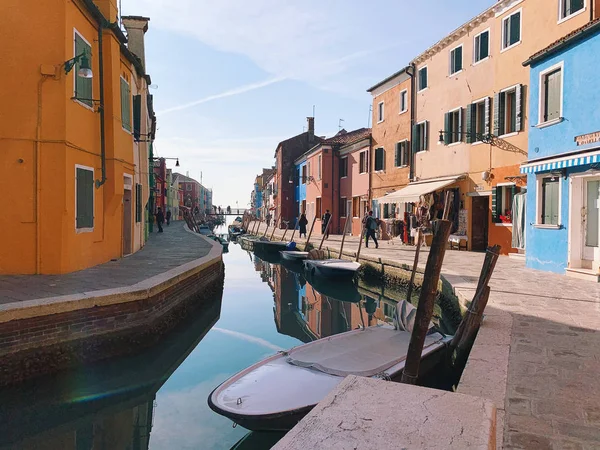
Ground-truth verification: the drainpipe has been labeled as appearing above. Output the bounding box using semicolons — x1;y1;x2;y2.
331;147;335;232
407;63;416;182
95;22;107;188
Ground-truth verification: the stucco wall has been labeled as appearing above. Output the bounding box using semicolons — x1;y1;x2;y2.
340;144;370;235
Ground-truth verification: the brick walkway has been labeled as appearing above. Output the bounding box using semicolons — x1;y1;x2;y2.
254;223;600;449
0;222;212;304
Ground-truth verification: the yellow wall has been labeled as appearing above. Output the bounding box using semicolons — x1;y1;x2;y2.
0;0;151;274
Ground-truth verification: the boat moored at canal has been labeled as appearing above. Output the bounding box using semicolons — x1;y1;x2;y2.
303;259;361;280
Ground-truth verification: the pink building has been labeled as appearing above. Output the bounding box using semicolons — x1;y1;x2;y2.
339;134;371;236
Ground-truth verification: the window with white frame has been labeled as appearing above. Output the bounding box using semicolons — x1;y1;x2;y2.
539;63;563;124
374;147;385;171
120;77;131;132
340;156;348;178
494;85;523;136
74;31;93;107
317;154;322;180
444;108;463;144
449;45;463;75
377;102;384;122
538;176;560;225
502;10;521;51
413;121;429;152
418;67;428;91
76;166;94;230
466;98;491;143
559;0;585;20
395;141;409;167
473;30;490;63
492;183;518;223
359;151;368;174
399;90;408;113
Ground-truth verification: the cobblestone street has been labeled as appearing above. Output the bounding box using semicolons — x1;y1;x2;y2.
253;223;600;449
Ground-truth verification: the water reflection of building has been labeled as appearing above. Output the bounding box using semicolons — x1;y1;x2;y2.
0;296;223;449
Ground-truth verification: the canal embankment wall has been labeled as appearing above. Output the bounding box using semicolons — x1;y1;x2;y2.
0;228;224;386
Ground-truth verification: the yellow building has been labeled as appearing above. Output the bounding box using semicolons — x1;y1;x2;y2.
0;0;155;274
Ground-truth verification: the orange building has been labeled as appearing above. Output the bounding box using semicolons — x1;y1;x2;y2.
0;1;155;274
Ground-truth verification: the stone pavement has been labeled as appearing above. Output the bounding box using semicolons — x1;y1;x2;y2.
0;222;212;304
254;223;600;449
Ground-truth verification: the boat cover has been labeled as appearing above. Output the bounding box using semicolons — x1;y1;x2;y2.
286;327;443;377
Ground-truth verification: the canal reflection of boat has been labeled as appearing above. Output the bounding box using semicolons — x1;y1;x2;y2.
279;256;305;274
0;295;223;448
230;431;286;450
309;277;362;303
253;240;288;253
280;250;309;261
208;302;450;432
303;258;361;280
254;248;283;264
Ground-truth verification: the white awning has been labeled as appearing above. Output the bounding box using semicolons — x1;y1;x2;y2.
375;176;461;204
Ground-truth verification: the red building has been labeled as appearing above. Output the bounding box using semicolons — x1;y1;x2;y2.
152;158;167;212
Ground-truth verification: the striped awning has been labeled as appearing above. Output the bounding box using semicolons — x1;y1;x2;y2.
520;149;600;174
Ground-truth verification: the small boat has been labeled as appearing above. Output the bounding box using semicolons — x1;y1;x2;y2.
253;240;288;253
280;250;309;262
303;259;361;279
208;302;449;432
198;225;212;236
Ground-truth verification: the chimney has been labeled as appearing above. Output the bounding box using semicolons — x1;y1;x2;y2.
307;117;315;143
121;16;150;71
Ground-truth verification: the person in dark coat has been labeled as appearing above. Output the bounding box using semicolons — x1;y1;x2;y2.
166;209;172;226
322;209;332;239
298;213;308;238
364;210;378;248
155;208;165;233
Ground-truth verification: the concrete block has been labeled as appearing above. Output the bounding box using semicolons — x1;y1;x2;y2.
274;375;496;450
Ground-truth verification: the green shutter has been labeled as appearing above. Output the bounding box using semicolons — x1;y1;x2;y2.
458;107;463;142
444;113;450;145
515;84;523;131
136;184;142;223
76;168;94;229
375;148;384;171
485;97;491;135
423;121;428;150
455;46;462;72
466;104;473;143
121;78;131;131
480;31;489;59
510;12;521;46
133;95;141;141
74;35;92;107
412;125;419;154
491;186;500;223
395;144;400;167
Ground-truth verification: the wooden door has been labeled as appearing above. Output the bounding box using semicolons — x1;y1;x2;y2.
471;196;489;252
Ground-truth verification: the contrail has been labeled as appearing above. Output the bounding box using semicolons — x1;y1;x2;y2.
158;77;286;115
211;327;284;352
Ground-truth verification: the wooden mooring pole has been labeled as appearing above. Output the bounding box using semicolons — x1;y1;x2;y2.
338;217;350;258
406;227;423;302
262;218;269;237
305;216;318;247
270;213;281;240
401;219;452;385
355;227;365;262
318;217;333;250
287;218;299;242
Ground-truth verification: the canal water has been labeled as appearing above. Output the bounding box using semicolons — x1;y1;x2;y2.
0;221;460;450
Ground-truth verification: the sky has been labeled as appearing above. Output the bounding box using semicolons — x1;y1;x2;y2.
121;0;493;208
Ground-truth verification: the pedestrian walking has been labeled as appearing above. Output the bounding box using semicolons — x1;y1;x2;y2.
321;209;332;239
298;213;308;238
155;207;165;233
266;213;272;227
166;209;172;226
364;210;378;248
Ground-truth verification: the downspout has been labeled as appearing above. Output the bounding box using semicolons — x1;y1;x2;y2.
408;63;416;182
95;21;107;188
331;147;335;232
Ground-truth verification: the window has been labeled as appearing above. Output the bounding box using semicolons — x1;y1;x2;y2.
340;197;348;217
443;109;463;144
418;67;428;91
374;148;385;171
340;157;348;178
412;121;429;152
395;141;409;167
120;77;131;132
186;184;192;191
135;183;142;223
466;98;490;143
301;165;307;183
352;196;360;218
133;94;142;140
316;197;322;218
74;31;92;107
539;177;560;225
474;30;490;63
359;151;368;174
399;90;408;113
449;45;463;75
492;184;518;223
76;166;94;230
539;64;563;124
502;10;521;51
559;0;585;20
494;85;523;136
383;203;396;219
307;161;311;178
378;102;384;122
318;155;322;180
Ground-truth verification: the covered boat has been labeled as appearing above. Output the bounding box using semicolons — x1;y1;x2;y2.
280;250;309;261
303;259;361;279
208;302;449;431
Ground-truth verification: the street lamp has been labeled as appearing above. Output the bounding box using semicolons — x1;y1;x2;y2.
152;157;180;166
64;51;93;78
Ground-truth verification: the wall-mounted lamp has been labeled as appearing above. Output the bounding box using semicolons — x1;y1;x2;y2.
152;157;180;167
64;52;93;79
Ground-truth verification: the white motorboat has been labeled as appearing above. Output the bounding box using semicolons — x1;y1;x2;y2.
303;258;361;279
208;302;449;431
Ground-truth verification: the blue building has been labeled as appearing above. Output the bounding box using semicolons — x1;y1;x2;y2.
522;20;600;281
294;159;308;217
254;181;263;219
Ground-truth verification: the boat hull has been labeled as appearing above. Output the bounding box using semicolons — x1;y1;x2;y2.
303;259;361;279
280;251;309;261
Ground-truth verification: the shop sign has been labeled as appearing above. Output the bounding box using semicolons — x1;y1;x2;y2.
575;131;600;146
475;184;485;191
